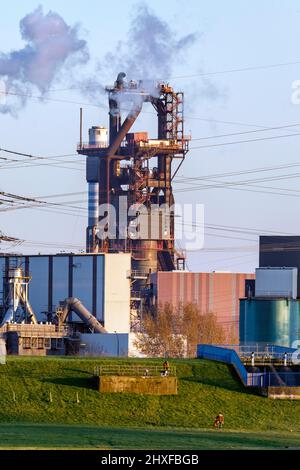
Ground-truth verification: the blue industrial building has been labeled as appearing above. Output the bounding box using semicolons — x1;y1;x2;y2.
0;252;131;333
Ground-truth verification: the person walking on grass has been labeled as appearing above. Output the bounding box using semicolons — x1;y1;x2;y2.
163;360;170;376
214;413;224;429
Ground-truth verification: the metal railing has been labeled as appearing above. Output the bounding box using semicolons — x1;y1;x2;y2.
241;352;294;365
77;142;108;150
198;344;300;388
131;290;142;300
0;323;68;337
94;364;176;377
127;270;149;279
77;140;187;152
216;344;295;363
217;343;294;353
247;372;300;387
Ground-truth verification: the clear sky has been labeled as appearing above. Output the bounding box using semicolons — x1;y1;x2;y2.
1;0;300;273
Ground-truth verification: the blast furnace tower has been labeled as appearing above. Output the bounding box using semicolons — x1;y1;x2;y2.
78;73;189;280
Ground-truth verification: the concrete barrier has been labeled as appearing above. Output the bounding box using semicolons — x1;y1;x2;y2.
99;376;178;395
261;386;300;399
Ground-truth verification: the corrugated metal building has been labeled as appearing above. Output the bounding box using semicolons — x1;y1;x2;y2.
0;253;131;333
152;271;255;341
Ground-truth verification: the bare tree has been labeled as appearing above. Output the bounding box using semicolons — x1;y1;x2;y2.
134;302;226;358
134;303;185;358
181;303;226;357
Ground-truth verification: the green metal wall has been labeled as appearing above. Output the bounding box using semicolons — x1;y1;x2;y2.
239;299;300;347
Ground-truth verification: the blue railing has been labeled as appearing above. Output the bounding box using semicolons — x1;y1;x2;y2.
211;343;295;356
202;343;297;365
197;345;248;385
197;344;300;388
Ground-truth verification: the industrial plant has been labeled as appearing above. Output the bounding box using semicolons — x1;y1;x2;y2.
4;2;300;455
0;72;195;356
1;72;300;367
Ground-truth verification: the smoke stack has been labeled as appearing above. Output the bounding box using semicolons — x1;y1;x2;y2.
116;72;126;89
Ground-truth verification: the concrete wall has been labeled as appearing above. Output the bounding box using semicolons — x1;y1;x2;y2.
104;254;131;333
99;376;178;395
262;387;300;400
128;333;147;358
80;333;129;357
79;333;149;358
0;338;6;364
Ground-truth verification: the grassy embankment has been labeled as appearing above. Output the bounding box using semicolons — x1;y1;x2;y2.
0;356;299;449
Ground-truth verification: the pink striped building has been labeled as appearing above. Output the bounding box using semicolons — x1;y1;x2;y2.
151;271;255;342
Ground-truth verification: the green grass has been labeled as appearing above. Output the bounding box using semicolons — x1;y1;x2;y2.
1;356;300;448
0;424;299;450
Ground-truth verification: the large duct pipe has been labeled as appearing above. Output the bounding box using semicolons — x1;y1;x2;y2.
104;106;142;238
19;289;38;325
107;105;142;158
60;297;107;333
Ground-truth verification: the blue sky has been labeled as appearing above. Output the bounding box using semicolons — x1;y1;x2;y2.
2;1;300;272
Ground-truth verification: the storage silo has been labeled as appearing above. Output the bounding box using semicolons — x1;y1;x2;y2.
239;298;300;347
88;126;108;146
86;127;108;252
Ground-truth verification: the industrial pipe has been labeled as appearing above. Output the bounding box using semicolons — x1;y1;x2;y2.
19;289;38;324
60;297;107;333
107;104;142;158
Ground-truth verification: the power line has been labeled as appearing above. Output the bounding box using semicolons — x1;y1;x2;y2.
182;221;296;236
0;90;105;110
175;175;300;198
175;160;300;181
190;122;300;141
0;89;287;130
47;59;300;87
190;131;300;150
4;125;300;174
0;148;78;160
171;59;300;79
0;148;83;171
175;169;300;190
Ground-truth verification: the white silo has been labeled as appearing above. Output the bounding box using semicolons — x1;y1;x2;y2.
88;126;108;147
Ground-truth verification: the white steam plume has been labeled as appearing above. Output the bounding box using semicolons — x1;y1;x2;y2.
0;6;89;115
92;3;198;114
104;3;198;81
